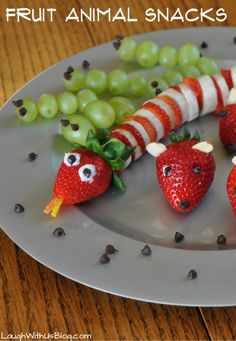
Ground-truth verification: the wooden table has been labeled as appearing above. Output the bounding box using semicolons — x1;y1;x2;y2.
1;0;236;339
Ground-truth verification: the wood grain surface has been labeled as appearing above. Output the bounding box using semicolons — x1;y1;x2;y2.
1;0;236;340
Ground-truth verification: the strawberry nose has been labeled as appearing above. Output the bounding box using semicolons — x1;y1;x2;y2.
180;200;190;210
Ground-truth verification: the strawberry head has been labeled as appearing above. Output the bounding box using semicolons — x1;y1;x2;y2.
219;104;236;153
227;156;236;216
147;130;215;213
44;130;134;218
54;148;112;204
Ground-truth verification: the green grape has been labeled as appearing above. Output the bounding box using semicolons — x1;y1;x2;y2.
178;44;200;66
85;69;107;94
107;69;129;95
60;114;95;146
148;77;168;97
77;89;97;112
136;40;159;68
118;37;137;61
14;98;38;123
84;100;115;129
57;92;78;115
37;93;58;118
196;57;219;76
159;45;177;68
129;74;147;96
179;65;201;78
64;69;85;92
109;97;135;124
163;69;183;86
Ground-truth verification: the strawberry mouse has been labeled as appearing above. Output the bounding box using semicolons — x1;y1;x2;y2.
147;131;216;213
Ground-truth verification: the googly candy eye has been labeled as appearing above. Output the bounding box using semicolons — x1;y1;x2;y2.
64;153;81;167
78;164;96;183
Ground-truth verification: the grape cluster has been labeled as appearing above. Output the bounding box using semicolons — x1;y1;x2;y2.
13;38;219;147
116;36;218;75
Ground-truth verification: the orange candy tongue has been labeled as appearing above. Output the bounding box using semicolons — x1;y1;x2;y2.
44;197;64;218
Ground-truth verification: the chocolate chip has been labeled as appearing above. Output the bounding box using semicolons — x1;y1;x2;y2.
218;110;228;117
151;80;159;88
53;227;66;237
28;152;37;162
175;232;184;243
12;99;23;108
164;166;171;176
155;88;162;96
67;66;74;73
234;37;236;44
14;203;24;213
180;200;190;210
113;40;121;50
100;254;110;264
63;71;72;81
105;244;118;254
225;143;236;154
115;35;124;41
67;154;76;165
193;166;201;174
71;124;79;131
141;244;152;256
60;119;70;127
217;234;227;245
19;107;27;116
188;269;197;280
200;41;208;49
82;60;90;70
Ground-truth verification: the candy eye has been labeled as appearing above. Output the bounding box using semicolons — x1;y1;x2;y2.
78;164;96;183
163;166;171;176
64;153;81;167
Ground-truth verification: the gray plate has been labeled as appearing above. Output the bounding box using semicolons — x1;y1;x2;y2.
1;27;236;307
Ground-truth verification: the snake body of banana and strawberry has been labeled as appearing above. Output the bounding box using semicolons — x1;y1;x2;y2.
44;66;236;218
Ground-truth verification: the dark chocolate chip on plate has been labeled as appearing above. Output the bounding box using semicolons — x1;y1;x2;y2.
141;244;152;256
100;254;110;264
113;40;121;50
14;203;25;213
217;234;227;245
188;269;198;280
12;99;23;108
28;152;38;162
53;227;66;237
175;232;184;243
200;41;208;49
151;80;159;88
82;60;90;70
105;244;119;254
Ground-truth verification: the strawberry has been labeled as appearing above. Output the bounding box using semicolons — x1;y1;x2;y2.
147;130;215;213
44;130;134;217
184;78;203;112
221;69;233;90
219;104;236;153
54;149;112;204
211;76;224;114
227;157;236;216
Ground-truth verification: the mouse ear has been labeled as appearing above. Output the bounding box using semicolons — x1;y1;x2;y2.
232;156;236;165
146;142;167;158
228;88;236;105
192;141;214;153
